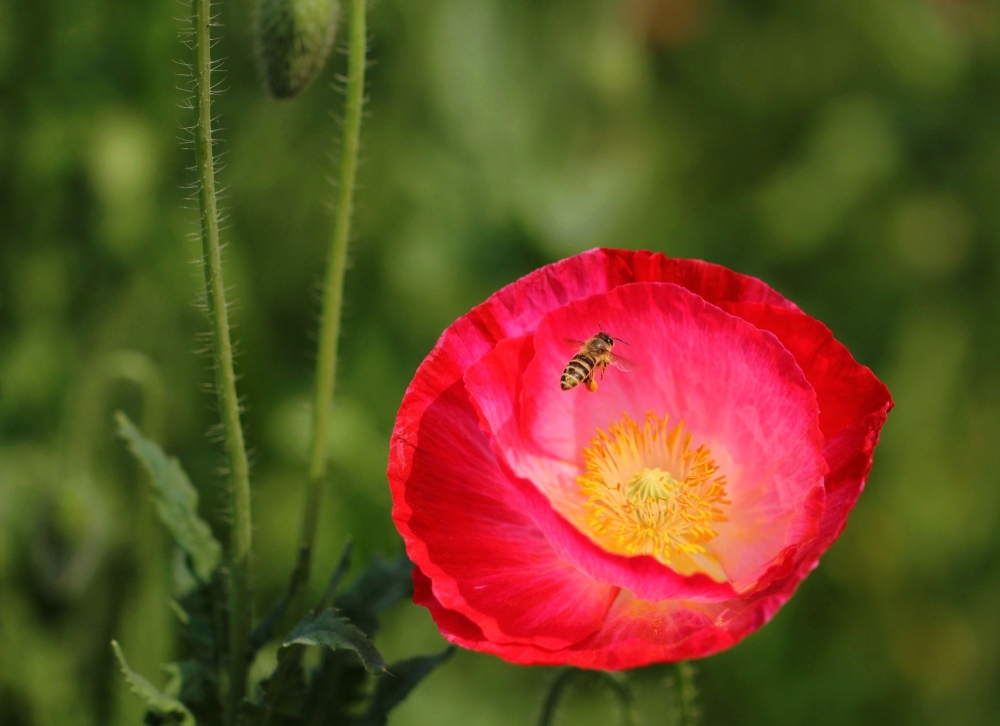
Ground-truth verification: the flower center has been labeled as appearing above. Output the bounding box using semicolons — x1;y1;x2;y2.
577;412;730;579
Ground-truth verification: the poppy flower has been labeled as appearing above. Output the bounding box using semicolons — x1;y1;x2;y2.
388;248;891;670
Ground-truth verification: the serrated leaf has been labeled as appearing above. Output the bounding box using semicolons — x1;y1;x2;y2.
255;644;309;724
250;539;354;659
162;662;184;699
285;608;386;675
361;648;455;726
176;575;225;667
162;659;215;708
304;647;370;722
116;412;222;581
336;553;413;636
171;546;199;596
112;641;195;726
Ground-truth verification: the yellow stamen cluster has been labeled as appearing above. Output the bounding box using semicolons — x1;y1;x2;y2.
577;412;730;572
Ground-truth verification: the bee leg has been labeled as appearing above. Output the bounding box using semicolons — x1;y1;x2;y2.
585;377;598;393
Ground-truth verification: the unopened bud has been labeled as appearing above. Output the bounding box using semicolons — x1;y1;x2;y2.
255;0;340;99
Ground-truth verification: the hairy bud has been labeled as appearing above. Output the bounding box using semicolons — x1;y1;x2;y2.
255;0;340;99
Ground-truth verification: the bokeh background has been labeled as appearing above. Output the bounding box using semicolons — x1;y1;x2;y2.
2;0;999;723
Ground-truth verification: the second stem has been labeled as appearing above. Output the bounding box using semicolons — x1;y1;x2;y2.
297;0;367;604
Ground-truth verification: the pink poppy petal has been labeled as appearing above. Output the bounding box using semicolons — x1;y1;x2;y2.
720;302;894;567
416;565;762;670
393;250;799;466
516;282;827;591
392;375;617;649
465;334;740;602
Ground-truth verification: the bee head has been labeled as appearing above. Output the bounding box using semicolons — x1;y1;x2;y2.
596;332;614;347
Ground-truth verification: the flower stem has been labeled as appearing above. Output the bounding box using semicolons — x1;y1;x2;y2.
537;668;636;726
677;661;701;726
295;0;367;608
190;0;253;719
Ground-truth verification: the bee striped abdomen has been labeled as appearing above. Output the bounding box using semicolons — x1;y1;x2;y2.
561;353;595;390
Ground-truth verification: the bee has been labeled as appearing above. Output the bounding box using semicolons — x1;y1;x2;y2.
560;328;632;393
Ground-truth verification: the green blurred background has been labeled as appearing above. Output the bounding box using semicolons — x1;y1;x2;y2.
2;0;999;723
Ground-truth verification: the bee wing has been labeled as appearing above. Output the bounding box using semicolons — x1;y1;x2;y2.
564;338;587;346
610;353;634;373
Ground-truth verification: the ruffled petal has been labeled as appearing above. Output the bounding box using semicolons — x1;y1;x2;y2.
559;592;739;669
413;564;574;664
719;302;893;577
416;565;761;670
616;251;800;311
394;250;799;447
392;376;620;648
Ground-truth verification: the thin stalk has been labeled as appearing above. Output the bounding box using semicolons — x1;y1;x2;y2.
537;668;576;726
538;668;635;726
677;661;700;726
191;0;253;720
295;0;367;609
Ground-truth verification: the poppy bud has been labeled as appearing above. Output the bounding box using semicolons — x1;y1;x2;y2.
255;0;340;99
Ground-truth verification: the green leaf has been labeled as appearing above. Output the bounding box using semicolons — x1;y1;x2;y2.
111;641;195;726
176;575;226;668
116;411;222;581
361;648;455;726
254;644;309;724
336;553;413;636
250;539;354;660
305;647;369;722
162;659;216;710
285;608;387;675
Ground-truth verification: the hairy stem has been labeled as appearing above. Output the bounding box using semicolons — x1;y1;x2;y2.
295;0;367;609
190;0;253;719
